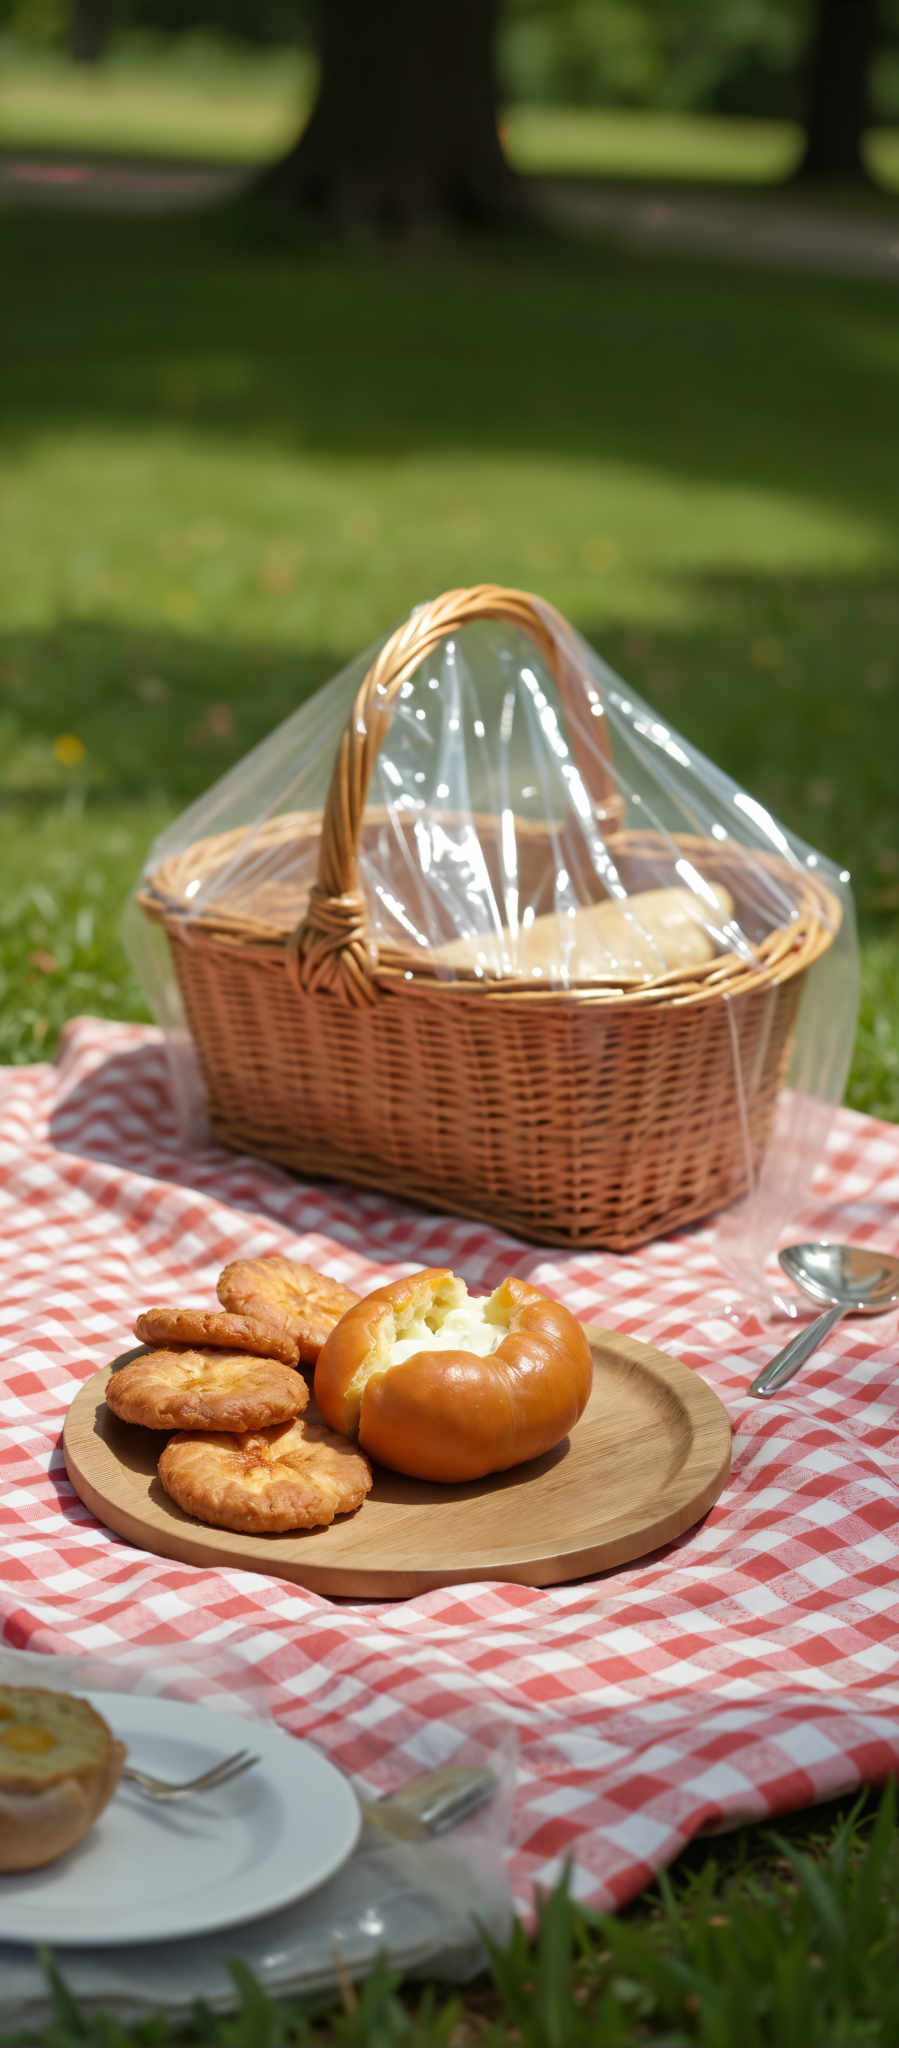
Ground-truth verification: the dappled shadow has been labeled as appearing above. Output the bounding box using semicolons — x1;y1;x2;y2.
574;567;898;921
2;203;898;550
0;616;345;808
1;567;894;912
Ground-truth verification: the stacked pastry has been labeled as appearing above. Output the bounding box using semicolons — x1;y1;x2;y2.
106;1256;373;1536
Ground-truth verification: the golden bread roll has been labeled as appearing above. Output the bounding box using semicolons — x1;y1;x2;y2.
314;1267;593;1483
432;882;735;982
0;1685;126;1871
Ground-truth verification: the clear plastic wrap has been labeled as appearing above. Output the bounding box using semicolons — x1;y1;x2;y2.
125;585;857;1297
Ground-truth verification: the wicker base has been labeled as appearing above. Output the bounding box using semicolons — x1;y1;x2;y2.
169;927;804;1250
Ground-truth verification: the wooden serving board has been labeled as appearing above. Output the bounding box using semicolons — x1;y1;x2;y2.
63;1329;732;1599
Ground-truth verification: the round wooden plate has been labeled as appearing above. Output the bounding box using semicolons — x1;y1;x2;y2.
62;1328;732;1598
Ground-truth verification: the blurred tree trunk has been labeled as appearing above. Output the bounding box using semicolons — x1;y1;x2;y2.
69;0;110;65
796;0;880;181
255;0;524;232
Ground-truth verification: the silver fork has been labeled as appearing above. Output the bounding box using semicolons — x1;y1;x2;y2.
122;1748;259;1800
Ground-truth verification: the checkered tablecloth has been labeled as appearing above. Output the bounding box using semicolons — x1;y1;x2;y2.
3;1017;899;1917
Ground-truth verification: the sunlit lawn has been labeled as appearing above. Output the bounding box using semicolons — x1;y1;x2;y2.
4;45;899;191
0;42;312;163
505;104;899;192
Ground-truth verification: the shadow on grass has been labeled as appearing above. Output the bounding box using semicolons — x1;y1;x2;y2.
3;202;898;549
0;617;345;808
631;1775;887;1918
1;575;895;913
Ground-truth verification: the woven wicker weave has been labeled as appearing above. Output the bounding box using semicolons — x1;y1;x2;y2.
139;585;841;1250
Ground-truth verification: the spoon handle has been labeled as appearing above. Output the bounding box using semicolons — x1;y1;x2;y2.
750;1302;847;1397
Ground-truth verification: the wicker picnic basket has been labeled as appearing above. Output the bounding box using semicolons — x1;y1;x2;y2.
136;585;843;1250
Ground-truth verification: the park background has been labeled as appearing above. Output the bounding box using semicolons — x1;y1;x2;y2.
2;2;899;2042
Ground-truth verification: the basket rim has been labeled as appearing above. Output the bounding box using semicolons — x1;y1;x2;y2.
138;813;843;1013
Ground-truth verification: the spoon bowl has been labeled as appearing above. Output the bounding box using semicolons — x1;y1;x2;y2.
750;1241;899;1398
779;1241;899;1315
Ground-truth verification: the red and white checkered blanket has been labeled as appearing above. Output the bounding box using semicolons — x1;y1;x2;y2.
3;1018;898;1915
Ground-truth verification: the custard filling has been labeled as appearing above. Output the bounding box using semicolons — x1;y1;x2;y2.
346;1277;509;1419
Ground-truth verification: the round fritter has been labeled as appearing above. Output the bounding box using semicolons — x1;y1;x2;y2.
157;1416;373;1534
105;1348;309;1433
134;1305;299;1368
216;1256;359;1367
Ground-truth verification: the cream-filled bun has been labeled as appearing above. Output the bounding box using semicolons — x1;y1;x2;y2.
0;1685;126;1871
313;1268;593;1483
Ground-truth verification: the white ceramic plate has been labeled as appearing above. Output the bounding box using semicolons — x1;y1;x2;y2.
0;1692;361;1947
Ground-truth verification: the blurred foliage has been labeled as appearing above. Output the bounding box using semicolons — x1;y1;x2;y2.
502;0;807;118
2;0;899;121
2;0;313;51
503;0;899;120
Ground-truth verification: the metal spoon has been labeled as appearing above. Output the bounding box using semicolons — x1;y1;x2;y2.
750;1242;899;1397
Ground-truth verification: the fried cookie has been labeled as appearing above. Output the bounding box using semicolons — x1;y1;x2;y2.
134;1306;299;1368
216;1256;359;1367
157;1417;373;1534
106;1348;309;1433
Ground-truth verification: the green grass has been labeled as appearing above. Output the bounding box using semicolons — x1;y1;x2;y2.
0;40;313;165
3;46;899;192
504;105;899;194
2;182;899;2046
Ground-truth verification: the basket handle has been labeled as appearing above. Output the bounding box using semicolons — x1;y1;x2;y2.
288;583;618;1004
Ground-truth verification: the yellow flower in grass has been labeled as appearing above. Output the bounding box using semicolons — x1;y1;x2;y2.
53;734;86;766
164;588;199;623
